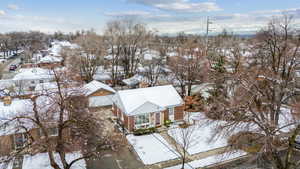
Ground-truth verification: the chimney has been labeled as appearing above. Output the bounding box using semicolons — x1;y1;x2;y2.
139;82;149;88
3;96;12;106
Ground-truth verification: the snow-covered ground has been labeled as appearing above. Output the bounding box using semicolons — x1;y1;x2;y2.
164;151;247;169
0;152;86;169
127;134;180;165
168;123;228;155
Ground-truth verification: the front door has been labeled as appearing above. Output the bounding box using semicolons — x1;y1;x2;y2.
169;108;175;121
155;112;160;125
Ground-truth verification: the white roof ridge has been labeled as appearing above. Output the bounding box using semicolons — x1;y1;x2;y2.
115;85;183;116
84;80;115;96
129;100;163;115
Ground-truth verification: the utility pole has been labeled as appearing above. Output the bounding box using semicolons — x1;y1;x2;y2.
205;16;213;55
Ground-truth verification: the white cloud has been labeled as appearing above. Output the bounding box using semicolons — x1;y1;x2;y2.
0;14;94;33
127;0;222;12
105;11;151;17
7;4;20;10
0;10;5;16
154;2;221;12
144;8;300;35
105;10;171;19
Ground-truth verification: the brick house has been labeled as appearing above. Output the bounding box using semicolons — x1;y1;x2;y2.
0;96;72;156
83;80;116;108
112;85;184;132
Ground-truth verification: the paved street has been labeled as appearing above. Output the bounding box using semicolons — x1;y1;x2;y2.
1;56;21;79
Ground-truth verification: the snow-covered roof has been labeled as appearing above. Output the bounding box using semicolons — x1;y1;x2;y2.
38;55;62;64
93;72;111;81
13;68;54;81
21;152;86;169
0;98;33;136
49;41;79;56
143;51;160;60
0;80;14;90
122;74;144;86
0;151;86;169
190;83;214;99
35;82;58;92
83;80;115;96
113;85;183;116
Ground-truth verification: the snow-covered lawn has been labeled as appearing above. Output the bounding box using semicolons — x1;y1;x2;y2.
0;152;86;169
127;133;180;165
168;124;228;155
164;151;247;169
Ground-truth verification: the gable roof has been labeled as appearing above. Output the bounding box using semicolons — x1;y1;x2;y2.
113;85;183;116
38;55;62;64
83;80;116;96
13;68;54;81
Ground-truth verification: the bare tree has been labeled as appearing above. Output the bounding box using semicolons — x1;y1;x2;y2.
169;37;209;96
168;124;197;169
104;18;153;85
139;56;165;87
0;69;120;169
207;15;300;169
0;63;3;79
63;31;104;82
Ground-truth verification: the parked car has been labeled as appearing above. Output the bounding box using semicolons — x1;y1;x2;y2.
9;64;17;71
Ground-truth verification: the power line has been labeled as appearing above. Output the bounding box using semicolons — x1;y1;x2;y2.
205;16;213;55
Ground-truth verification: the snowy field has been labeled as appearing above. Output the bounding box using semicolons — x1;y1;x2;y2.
127;133;179;165
0;152;86;169
168;124;228;155
164;151;247;169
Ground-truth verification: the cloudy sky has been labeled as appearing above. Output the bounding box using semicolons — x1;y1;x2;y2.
0;0;299;35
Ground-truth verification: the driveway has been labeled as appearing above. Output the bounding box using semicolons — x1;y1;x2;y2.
86;108;146;169
86;147;145;169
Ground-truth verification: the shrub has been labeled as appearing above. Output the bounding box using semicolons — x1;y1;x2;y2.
164;120;172;127
228;131;263;153
133;127;157;136
179;122;189;129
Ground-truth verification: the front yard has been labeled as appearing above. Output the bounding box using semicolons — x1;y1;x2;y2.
126;133;179;165
167;124;228;155
164;150;247;169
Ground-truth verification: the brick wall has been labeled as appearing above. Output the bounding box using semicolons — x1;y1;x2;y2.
128;116;134;132
174;105;184;121
0;127;74;156
89;89;114;97
163;109;169;121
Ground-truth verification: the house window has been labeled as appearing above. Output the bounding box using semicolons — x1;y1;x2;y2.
31;81;35;84
169;107;174;115
48;127;58;136
29;86;35;91
134;114;150;125
39;80;44;83
14;133;27;149
12;156;23;169
39;127;58;137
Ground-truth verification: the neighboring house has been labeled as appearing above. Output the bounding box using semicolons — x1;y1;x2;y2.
83;80;116;108
12;68;54;91
112;85;184;132
37;55;63;68
187;83;214;99
93;66;113;84
0;97;62;156
0;95;78;157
